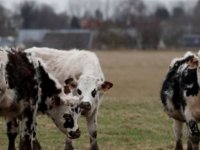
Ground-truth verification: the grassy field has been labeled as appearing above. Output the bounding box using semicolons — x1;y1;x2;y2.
0;50;198;150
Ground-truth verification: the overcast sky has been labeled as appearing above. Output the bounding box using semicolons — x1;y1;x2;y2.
0;0;198;14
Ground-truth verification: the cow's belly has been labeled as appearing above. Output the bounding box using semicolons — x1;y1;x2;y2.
190;107;200;121
164;99;185;121
166;110;185;121
0;103;21;118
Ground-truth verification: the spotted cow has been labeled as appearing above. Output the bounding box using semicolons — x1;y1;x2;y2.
25;47;113;150
160;51;200;150
0;49;81;150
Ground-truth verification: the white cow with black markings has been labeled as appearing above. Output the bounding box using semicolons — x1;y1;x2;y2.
160;51;200;150
0;49;81;150
25;47;113;150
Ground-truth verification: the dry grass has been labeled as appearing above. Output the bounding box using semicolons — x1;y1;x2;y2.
0;50;198;150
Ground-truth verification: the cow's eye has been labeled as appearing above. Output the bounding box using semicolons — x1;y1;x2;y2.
77;89;82;95
91;89;96;97
63;114;71;119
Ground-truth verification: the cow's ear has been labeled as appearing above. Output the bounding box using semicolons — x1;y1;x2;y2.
64;78;77;94
100;81;113;92
50;95;64;109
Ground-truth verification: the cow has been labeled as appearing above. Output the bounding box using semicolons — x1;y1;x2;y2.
25;47;113;150
160;51;200;150
0;49;81;150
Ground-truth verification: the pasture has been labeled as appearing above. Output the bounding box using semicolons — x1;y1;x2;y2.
0;50;197;150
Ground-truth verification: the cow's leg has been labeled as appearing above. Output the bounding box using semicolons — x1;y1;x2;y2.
87;109;99;150
173;119;183;150
6;118;18;150
19;106;41;150
185;107;200;150
187;139;193;150
65;137;73;150
186;120;200;150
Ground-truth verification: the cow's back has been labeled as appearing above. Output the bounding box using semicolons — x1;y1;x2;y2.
25;47;105;85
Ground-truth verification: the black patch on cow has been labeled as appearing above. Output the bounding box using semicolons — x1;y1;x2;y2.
72;106;80;114
37;63;61;113
50;95;62;109
53;96;61;106
187;120;200;136
181;68;199;97
160;58;189;110
63;114;74;128
92;131;97;138
74;106;79;114
64;85;71;94
91;89;97;98
77;89;82;95
7;119;18;150
23;106;34;135
7;119;18;132
33;131;36;138
6;51;38;103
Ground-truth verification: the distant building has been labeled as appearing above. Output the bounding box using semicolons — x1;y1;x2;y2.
179;34;200;48
17;29;94;49
0;36;16;47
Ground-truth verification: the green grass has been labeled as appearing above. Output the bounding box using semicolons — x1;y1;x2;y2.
0;50;197;149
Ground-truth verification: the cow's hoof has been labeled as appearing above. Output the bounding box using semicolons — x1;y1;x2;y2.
8;146;16;150
90;144;99;150
65;144;74;150
188;135;200;150
19;139;31;150
187;140;193;150
19;138;41;150
65;142;74;150
33;139;41;150
175;140;183;150
19;137;31;150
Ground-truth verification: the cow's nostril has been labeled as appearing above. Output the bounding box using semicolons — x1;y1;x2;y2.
79;102;91;110
68;129;81;139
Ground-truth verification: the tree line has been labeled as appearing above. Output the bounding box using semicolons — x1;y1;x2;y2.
1;0;200;49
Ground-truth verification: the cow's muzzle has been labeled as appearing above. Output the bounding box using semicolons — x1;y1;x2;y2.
68;129;81;139
79;102;91;111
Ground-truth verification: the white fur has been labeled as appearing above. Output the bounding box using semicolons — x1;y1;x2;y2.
0;50;16;109
25;47;106;114
25;47;104;83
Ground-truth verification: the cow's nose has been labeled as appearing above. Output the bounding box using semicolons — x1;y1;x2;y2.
79;102;91;111
68;129;81;139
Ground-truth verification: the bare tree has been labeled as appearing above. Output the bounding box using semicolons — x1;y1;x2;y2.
19;1;69;29
155;6;170;20
114;0;146;27
19;1;36;29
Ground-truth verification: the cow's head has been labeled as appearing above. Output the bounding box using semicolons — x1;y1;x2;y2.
47;93;81;139
169;51;196;70
34;57;81;139
65;75;113;115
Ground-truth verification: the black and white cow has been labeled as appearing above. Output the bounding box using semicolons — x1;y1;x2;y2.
25;47;113;150
0;49;81;150
160;51;200;150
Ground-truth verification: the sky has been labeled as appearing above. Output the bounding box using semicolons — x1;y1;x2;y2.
0;0;198;15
